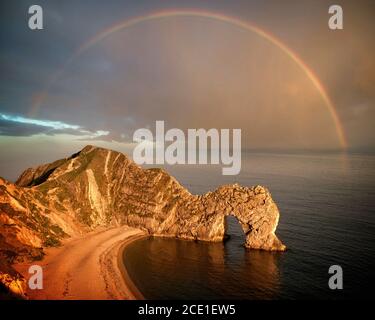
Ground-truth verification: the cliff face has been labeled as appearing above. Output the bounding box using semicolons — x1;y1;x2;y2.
0;145;285;297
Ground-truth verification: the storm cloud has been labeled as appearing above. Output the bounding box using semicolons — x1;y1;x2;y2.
1;0;375;180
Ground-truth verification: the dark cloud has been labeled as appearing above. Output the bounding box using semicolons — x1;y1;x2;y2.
0;0;375;153
0;118;50;136
0;115;110;138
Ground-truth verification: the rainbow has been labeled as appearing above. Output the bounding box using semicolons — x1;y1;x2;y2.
31;9;347;148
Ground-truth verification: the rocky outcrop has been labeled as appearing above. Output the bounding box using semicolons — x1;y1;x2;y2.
0;261;27;299
0;145;285;297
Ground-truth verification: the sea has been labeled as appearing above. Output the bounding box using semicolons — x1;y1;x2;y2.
123;151;375;299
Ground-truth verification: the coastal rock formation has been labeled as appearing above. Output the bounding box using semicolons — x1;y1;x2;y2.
0;145;285;297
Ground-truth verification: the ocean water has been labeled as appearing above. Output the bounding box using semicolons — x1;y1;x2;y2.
123;152;375;299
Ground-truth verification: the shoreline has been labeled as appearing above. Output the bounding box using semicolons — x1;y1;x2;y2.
117;234;148;300
14;226;147;300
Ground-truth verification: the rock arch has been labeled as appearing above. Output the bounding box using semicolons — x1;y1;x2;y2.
224;215;246;242
205;184;286;251
14;146;286;251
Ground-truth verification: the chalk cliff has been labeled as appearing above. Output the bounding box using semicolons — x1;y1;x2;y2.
0;145;285;298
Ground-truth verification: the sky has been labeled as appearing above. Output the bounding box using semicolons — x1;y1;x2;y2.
0;0;374;180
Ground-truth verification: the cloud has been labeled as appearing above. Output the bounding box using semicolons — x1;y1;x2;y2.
2;0;375;151
0;113;81;130
0;118;51;136
0;113;110;139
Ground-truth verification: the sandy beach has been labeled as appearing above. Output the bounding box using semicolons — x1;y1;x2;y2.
14;226;146;300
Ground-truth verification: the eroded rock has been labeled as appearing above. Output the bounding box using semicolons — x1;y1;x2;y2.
0;145;286;297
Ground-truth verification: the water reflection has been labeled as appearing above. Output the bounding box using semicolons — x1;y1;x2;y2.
129;153;375;299
123;218;281;299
